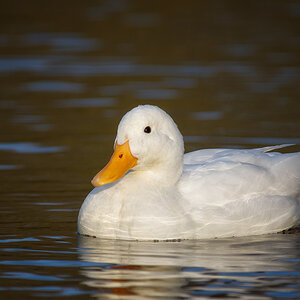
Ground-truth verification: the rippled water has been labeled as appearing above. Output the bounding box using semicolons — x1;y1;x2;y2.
1;235;300;298
0;0;299;299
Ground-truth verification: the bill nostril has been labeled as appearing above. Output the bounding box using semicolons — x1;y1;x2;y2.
119;154;123;159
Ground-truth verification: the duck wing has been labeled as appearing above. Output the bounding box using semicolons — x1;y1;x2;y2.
178;147;300;237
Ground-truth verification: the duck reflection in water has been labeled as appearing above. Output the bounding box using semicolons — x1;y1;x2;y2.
77;234;300;299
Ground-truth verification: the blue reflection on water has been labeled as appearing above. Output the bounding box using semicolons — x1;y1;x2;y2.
0;238;40;243
191;111;223;120
0;259;111;268
23;33;100;52
0;165;20;170
137;88;178;100
0;142;67;154
25;81;85;93
0;272;63;281
59;97;116;108
1;286;91;297
0;58;49;72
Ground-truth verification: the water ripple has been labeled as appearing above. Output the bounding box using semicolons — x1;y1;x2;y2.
0;272;63;281
0;142;67;154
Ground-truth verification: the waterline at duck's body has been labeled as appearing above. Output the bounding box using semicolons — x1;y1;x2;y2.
78;105;300;240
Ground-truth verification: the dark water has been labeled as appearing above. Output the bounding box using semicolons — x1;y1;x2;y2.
0;0;300;298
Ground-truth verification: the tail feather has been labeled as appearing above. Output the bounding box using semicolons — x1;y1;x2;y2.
255;144;295;153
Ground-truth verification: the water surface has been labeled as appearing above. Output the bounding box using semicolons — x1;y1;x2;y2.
0;0;299;298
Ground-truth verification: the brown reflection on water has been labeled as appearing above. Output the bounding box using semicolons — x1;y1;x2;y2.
0;1;299;297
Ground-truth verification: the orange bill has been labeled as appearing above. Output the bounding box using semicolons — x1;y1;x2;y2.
91;140;138;187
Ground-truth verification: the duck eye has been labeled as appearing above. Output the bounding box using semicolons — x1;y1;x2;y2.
144;126;151;134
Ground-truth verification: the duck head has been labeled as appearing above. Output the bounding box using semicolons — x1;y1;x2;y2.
91;105;184;187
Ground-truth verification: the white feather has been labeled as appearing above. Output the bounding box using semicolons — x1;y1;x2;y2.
78;105;300;240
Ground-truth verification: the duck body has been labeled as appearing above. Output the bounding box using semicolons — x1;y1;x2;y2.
78;105;300;240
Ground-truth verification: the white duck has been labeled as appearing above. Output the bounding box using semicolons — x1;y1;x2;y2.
78;105;300;240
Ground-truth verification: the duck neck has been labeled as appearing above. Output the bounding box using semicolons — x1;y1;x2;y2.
133;155;183;187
